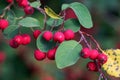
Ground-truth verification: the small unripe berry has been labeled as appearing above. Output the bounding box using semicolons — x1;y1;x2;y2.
53;31;65;43
22;34;31;45
0;52;6;63
6;0;13;3
47;47;57;60
34;49;46;61
18;0;28;8
9;39;19;48
89;49;99;60
97;53;108;64
81;48;91;58
87;62;98;71
43;31;53;41
33;30;41;39
0;19;9;30
64;29;75;40
13;35;23;45
24;6;34;15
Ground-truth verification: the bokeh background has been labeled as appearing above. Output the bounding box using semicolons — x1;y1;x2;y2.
0;0;120;80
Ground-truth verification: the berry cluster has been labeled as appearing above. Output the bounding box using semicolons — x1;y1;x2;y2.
9;34;31;48
80;48;108;71
34;29;75;61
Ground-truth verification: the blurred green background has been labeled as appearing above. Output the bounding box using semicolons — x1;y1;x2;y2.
0;0;120;80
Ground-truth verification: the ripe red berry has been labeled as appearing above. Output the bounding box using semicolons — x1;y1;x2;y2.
0;52;6;63
89;49;99;60
33;30;41;39
0;19;9;30
9;39;19;48
18;0;28;8
47;47;57;60
43;31;53;41
64;29;75;40
6;0;13;3
22;34;31;45
24;6;34;15
87;62;98;71
34;49;46;61
53;31;65;43
13;35;23;45
97;53;108;64
81;48;91;58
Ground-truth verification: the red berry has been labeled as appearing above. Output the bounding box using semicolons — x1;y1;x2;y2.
18;0;28;8
64;29;75;40
24;6;34;15
34;49;46;61
97;53;108;64
43;31;53;41
13;35;23;45
0;19;9;30
53;31;65;43
81;48;91;58
87;62;98;71
6;0;13;3
0;52;6;63
47;47;57;60
9;39;19;48
33;30;41;39
89;49;99;60
22;34;31;45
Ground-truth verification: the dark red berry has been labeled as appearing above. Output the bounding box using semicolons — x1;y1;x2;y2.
53;31;65;43
97;53;108;64
0;52;6;63
47;47;57;60
33;30;41;39
34;49;46;61
18;0;28;8
13;35;23;45
0;19;9;30
24;6;34;15
89;49;99;60
6;0;13;3
43;31;53;41
87;62;98;71
9;39;19;48
64;29;75;40
22;34;31;45
81;48;91;58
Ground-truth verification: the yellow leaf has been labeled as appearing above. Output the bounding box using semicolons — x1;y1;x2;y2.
44;6;62;19
102;49;120;77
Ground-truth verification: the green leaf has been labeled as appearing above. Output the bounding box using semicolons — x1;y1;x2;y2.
3;25;19;39
30;1;41;8
61;2;93;28
64;19;80;32
47;18;63;27
36;32;56;52
19;17;41;28
55;40;82;69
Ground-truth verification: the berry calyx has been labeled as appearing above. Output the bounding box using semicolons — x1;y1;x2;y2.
6;0;13;3
53;31;65;43
24;6;34;15
47;47;57;60
21;34;31;45
64;29;75;40
97;53;108;64
0;52;6;63
89;49;99;60
43;31;53;41
0;19;9;30
13;35;23;45
34;49;46;61
9;39;19;48
33;30;41;39
81;48;91;58
87;62;98;71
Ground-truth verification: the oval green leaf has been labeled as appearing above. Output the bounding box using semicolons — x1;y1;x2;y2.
55;40;82;69
19;17;41;27
30;1;41;8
